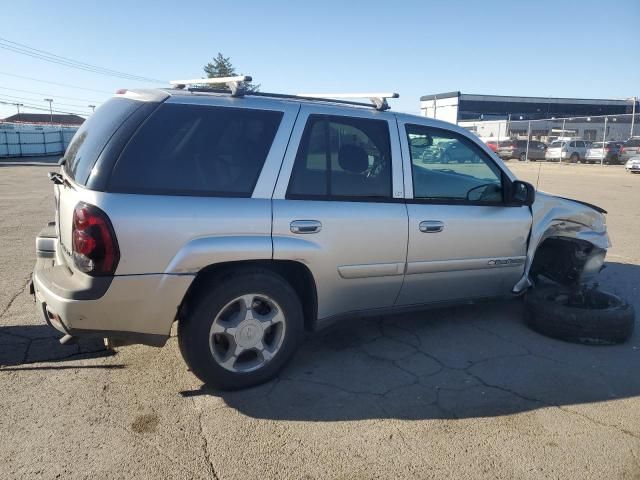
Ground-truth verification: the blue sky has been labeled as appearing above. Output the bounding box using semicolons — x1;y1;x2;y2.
1;0;638;119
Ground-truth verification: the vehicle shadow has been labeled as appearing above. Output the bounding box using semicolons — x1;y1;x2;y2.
184;261;639;421
0;324;114;368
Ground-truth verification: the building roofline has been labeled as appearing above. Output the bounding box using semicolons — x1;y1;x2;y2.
419;91;461;101
420;91;631;105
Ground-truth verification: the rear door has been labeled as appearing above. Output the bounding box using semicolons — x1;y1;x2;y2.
272;105;407;322
396;119;532;306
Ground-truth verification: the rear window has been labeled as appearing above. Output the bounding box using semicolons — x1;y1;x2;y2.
549;141;565;148
108;103;283;197
625;139;640;147
499;140;514;147
590;142;604;148
63;98;144;185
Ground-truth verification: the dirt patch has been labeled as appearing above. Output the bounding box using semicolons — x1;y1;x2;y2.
131;413;159;433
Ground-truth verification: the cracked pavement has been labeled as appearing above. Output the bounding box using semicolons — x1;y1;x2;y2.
1;162;639;479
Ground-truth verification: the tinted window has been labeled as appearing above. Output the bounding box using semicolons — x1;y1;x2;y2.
287;115;392;199
109;104;283;196
405;124;503;203
64;98;143;185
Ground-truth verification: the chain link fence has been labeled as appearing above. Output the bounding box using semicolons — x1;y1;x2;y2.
463;113;639;165
0;122;77;158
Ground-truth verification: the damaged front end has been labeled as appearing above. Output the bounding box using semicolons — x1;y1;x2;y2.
513;192;610;293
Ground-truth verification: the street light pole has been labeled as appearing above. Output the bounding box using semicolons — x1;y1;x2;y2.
44;98;53;125
630;96;637;138
88;104;96;113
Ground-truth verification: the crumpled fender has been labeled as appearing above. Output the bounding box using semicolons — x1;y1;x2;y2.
512;191;610;292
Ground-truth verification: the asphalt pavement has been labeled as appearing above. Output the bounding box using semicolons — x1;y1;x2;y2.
0;162;638;479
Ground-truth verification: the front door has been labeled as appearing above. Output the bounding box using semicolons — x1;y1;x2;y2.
396;120;532;306
272;106;407;322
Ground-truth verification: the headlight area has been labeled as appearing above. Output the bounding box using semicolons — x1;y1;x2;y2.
530;237;606;287
579;249;607;283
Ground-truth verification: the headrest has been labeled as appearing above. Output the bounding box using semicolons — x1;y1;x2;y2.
338;145;369;173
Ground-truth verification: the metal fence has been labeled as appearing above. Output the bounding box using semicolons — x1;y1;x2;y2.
0;122;78;158
461;113;639;164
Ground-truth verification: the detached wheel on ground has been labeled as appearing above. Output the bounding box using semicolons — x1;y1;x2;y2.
178;270;304;390
525;284;635;345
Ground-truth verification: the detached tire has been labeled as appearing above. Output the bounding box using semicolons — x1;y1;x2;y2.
178;269;304;390
525;285;635;345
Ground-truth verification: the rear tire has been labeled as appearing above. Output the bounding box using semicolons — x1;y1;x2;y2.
570;153;579;163
178;269;304;390
525;285;635;345
519;152;527;162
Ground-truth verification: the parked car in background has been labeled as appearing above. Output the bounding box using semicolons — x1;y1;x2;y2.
625;155;640;173
620;137;640;163
497;140;547;161
485;140;498;152
585;142;622;164
545;139;589;162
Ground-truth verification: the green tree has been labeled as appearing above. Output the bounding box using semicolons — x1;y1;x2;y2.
203;53;259;92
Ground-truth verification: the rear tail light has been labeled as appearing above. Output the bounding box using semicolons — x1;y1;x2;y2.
620;146;625;153
72;202;120;275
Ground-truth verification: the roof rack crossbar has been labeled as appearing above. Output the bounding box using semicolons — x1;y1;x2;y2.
169;75;252;97
296;92;399;111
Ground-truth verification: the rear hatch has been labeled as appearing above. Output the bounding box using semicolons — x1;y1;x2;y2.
546;141;565;157
621;139;640;158
57;95;162;270
497;140;515;155
586;142;606;159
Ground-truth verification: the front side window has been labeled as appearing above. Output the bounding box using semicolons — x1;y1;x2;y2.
405;124;503;203
287;115;392;199
108;104;283;196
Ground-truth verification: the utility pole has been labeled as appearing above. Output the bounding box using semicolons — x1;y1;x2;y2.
44;98;53;125
13;103;24;122
88;104;96;113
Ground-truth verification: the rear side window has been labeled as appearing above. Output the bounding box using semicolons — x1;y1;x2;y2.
287;115;392;199
108;104;283;196
64;98;144;185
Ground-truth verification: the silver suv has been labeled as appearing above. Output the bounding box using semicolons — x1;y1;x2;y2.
32;82;610;389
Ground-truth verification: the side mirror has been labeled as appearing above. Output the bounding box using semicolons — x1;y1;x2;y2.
511;180;535;206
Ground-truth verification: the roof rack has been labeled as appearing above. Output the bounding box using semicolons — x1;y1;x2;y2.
169;75;252;97
296;93;399;111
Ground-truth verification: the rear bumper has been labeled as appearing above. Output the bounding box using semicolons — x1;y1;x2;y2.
32;225;194;347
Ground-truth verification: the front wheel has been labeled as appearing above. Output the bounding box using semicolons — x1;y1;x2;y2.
178;270;304;390
519;152;527;161
570;153;579;163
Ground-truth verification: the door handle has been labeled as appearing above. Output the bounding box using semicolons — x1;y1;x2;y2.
290;220;322;234
419;220;444;233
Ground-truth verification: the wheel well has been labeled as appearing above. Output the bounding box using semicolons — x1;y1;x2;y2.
529;236;597;287
178;260;318;332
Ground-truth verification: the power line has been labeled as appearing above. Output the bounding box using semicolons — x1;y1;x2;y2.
0;98;88;117
0;92;95;110
0;36;166;84
0;85;100;104
0;71;113;94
